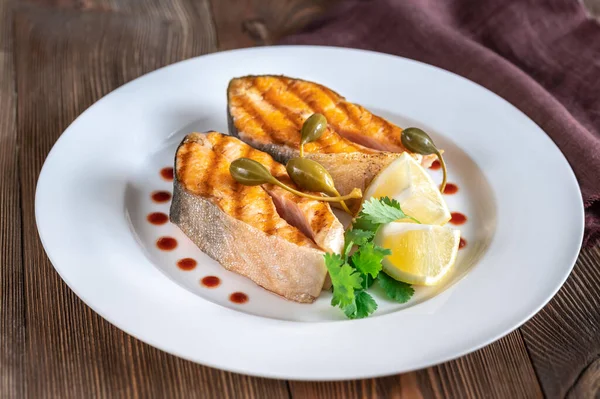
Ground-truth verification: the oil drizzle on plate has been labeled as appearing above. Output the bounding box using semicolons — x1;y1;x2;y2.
151;190;172;203
156;236;177;251
147;212;169;225
160;167;174;181
443;183;458;194
450;212;467;225
230;292;248;304
177;258;197;271
459;237;467;249
201;276;221;288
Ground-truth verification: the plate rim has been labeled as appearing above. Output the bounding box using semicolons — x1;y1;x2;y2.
35;45;585;380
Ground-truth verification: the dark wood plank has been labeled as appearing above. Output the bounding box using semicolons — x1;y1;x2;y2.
28;0;217;28
14;5;288;397
521;245;600;398
0;0;13;51
289;330;542;398
208;0;336;49
29;0;333;50
0;48;25;399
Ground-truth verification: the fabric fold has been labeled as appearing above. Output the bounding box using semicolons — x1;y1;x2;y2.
280;0;600;246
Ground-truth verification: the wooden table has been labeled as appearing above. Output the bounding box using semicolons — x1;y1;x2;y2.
1;0;599;397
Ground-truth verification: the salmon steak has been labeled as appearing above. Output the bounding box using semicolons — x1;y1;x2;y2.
227;75;437;210
170;132;344;303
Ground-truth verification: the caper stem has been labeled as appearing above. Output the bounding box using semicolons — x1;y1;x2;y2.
339;201;352;215
436;150;447;193
330;186;352;214
299;144;305;158
270;179;362;203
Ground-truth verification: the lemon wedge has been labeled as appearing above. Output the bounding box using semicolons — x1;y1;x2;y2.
364;152;451;225
375;222;460;286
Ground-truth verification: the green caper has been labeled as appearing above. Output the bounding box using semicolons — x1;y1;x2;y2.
286;157;337;197
401;127;437;155
230;158;277;186
230;157;362;207
286;157;353;214
299;113;327;157
401;127;447;192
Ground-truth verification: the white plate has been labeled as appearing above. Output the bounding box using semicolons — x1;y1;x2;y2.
35;46;584;380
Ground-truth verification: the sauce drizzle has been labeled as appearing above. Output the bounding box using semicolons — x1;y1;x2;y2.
201;276;221;288
459;237;467;249
151;191;172;203
450;212;467;225
160;167;174;181
147;212;169;225
443;183;458;194
156;236;177;251
177;258;197;271
229;292;248;304
429;160;441;170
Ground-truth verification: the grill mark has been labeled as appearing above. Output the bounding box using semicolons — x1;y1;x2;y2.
234;95;283;146
262;194;278;236
309;206;326;236
335;101;363;139
285;82;341;153
314;85;372;149
204;135;227;197
375;115;401;148
177;145;193;186
238;79;287;146
316;86;398;153
258;78;304;147
231;145;250;220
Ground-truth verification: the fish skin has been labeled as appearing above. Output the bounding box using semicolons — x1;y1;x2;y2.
227;75;436;213
170;132;343;302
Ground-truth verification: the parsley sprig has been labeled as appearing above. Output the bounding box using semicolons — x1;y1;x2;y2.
324;197;416;319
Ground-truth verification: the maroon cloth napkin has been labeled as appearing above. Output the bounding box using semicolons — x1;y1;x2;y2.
281;0;600;247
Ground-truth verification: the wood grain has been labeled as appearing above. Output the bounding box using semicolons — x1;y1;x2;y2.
0;48;24;399
13;4;286;397
208;0;336;49
289;330;542;399
521;245;600;398
0;0;13;51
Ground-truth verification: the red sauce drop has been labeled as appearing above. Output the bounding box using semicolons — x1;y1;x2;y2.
156;236;177;251
450;212;467;225
430;160;441;170
201;276;221;288
160;167;174;181
151;190;172;203
229;292;248;304
177;258;197;271
147;212;169;225
459;237;467;249
443;183;459;194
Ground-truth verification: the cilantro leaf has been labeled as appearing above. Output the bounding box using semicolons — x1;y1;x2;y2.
378;272;415;303
352;215;379;233
343;291;378;319
359;196;408;225
325;253;363;308
355;291;378;318
345;229;374;246
361;273;375;289
351;242;391;278
343;229;375;259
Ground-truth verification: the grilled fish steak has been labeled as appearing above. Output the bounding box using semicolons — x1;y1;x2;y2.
227;75;437;210
170;132;344;303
